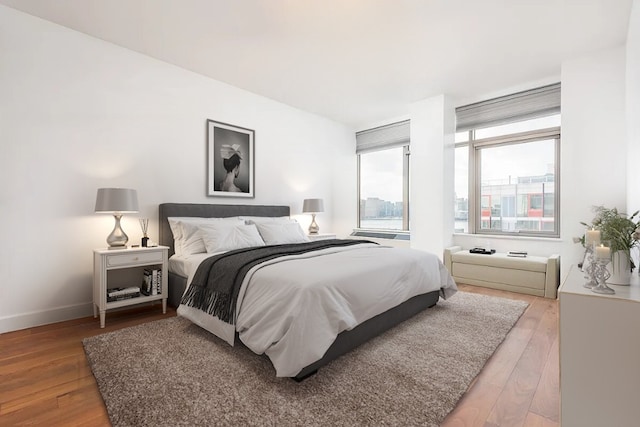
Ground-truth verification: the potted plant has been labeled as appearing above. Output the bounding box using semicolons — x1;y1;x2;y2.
582;206;640;285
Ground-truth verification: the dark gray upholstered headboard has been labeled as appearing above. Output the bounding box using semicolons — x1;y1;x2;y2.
159;203;290;256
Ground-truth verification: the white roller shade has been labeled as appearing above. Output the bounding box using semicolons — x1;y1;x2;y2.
356;120;410;154
456;83;560;132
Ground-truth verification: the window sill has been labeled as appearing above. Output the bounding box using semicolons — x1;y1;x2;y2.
351;229;410;241
453;232;563;243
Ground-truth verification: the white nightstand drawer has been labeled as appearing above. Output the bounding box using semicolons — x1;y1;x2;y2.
106;251;163;267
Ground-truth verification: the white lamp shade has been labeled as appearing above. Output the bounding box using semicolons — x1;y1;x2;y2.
95;188;139;213
303;198;324;213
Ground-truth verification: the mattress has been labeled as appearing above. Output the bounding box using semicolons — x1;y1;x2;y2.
168;253;214;279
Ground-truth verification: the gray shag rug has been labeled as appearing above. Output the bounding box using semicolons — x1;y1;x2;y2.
83;292;527;427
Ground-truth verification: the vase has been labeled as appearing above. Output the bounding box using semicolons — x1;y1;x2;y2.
606;250;632;286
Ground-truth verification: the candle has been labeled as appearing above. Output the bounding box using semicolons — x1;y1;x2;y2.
586;229;601;246
595;244;610;259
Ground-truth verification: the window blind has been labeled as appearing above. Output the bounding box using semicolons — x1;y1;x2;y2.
356;120;410;154
455;83;560;132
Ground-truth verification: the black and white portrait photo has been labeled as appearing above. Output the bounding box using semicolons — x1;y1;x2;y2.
207;119;254;198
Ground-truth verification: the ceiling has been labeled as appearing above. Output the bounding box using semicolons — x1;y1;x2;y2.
0;0;633;128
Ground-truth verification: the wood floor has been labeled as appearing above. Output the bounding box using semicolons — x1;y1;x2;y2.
0;285;558;427
441;285;559;427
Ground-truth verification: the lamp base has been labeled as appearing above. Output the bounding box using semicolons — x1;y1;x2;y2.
107;214;129;248
308;213;319;235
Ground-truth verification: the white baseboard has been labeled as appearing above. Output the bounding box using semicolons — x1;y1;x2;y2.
0;302;94;334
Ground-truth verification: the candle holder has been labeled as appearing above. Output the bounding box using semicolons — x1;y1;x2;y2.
591;258;615;295
583;244;597;288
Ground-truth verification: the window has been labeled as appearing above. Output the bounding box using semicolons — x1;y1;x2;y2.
474;130;559;235
454;83;561;237
454;145;469;232
356;121;410;232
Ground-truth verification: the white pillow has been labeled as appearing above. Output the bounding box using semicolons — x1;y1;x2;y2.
255;221;310;245
240;216;295;225
168;217;244;255
199;223;266;253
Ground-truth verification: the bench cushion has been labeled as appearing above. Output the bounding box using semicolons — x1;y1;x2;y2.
452;263;546;290
450;251;548;272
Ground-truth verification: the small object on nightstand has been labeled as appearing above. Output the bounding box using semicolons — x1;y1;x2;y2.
107;286;141;302
140;218;149;247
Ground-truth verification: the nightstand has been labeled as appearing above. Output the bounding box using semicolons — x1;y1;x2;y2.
93;246;169;328
307;233;337;241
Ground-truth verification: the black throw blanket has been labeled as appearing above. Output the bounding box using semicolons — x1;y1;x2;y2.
180;239;375;325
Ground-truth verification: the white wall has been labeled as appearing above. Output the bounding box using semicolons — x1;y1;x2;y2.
628;0;640;212
409;95;455;256
627;0;640;267
0;6;355;332
560;46;627;279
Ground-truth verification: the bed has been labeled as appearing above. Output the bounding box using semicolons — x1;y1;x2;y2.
159;203;457;380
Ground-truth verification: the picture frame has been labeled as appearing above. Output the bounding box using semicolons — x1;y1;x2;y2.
207;119;255;198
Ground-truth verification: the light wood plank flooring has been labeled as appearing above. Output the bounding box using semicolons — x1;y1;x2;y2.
0;285;558;426
442;285;559;427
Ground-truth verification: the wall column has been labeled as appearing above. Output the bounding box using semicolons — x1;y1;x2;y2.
409;95;455;257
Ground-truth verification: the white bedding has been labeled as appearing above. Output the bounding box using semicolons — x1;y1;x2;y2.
177;243;457;377
168;253;212;278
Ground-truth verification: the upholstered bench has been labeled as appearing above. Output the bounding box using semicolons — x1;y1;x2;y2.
443;246;560;298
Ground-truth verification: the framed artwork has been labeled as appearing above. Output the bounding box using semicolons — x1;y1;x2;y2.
207;119;255;198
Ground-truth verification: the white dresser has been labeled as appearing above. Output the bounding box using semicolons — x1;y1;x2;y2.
559;265;640;427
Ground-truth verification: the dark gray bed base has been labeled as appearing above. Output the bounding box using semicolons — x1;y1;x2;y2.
291;289;439;381
158;203;441;380
168;271;189;309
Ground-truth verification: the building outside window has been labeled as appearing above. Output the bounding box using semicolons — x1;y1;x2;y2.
454;84;561;237
356;121;410;233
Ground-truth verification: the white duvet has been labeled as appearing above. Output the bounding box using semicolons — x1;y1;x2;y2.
177;243;457;377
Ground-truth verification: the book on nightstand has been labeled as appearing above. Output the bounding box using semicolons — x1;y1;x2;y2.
152;269;158;296
141;268;162;296
107;286;141;302
142;269;152;295
156;270;162;295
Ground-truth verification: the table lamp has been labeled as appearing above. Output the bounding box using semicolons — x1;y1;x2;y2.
302;198;324;234
95;188;139;248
